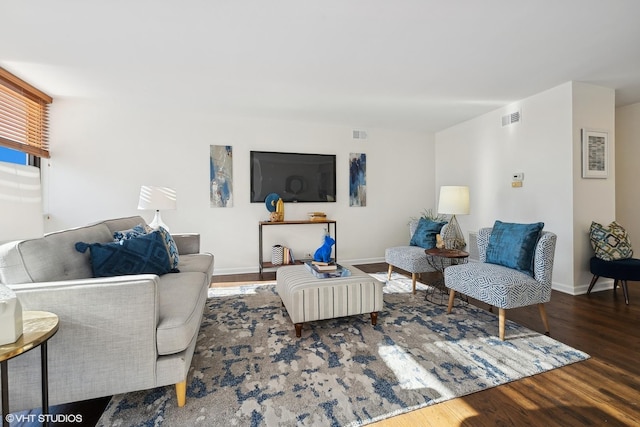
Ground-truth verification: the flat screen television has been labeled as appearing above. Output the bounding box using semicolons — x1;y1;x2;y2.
250;151;336;203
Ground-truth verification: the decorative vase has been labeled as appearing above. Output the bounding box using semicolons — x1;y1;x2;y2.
0;284;23;345
276;198;285;222
272;245;284;265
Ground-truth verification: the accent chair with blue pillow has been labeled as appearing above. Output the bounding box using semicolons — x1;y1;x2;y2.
587;220;640;304
444;221;557;340
385;218;449;294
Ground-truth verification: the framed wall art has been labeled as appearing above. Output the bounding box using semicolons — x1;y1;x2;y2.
581;129;608;179
349;152;366;207
210;145;233;207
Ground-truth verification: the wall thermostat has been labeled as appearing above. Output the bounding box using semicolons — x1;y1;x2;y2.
512;172;524;188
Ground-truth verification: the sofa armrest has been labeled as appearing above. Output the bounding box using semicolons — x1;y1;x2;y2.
172;233;200;255
6;275;161;411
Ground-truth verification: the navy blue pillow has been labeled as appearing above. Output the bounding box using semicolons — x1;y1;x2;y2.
75;231;172;278
485;220;544;276
410;218;447;249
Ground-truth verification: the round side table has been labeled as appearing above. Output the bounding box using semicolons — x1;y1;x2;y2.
424;248;469;305
1;311;59;427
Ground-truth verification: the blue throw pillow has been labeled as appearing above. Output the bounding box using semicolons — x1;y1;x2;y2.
114;224;179;272
485;220;544;276
75;231;172;278
410;218;447;249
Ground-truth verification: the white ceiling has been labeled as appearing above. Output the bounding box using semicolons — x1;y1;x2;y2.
3;0;640;132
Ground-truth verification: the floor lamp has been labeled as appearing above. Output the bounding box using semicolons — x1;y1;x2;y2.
438;186;470;250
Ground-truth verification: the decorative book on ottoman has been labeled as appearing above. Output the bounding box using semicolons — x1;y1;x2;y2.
304;261;351;278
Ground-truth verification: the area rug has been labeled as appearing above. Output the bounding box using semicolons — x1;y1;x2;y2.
97;275;589;427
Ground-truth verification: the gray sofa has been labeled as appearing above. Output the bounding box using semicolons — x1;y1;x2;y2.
0;216;214;412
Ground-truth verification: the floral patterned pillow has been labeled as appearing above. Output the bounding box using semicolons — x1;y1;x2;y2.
589;221;633;261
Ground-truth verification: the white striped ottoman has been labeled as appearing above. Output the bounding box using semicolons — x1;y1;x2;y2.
276;264;384;337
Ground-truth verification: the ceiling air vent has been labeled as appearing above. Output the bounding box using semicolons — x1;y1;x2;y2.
501;110;521;127
352;130;368;140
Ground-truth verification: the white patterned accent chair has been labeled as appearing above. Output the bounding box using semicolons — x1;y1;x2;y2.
385;219;450;294
444;226;557;340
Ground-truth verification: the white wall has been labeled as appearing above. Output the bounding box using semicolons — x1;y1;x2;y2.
572;82;616;291
42;99;436;274
435;82;615;294
615;102;640;247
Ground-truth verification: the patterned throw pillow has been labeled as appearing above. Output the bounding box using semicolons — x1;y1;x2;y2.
589;221;633;261
485;220;544;277
114;224;180;271
113;224;152;241
156;226;180;271
75;231;172;277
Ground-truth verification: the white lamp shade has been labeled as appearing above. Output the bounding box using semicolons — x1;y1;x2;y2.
438;186;470;215
137;186;177;211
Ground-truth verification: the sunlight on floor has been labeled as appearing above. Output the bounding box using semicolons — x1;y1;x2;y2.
378;344;452;399
208;282;275;297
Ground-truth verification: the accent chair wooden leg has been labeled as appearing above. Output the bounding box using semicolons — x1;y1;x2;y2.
498;308;506;341
621;280;630;305
387;264;393;281
176;380;186;407
370;312;378;325
411;273;417;294
587;275;599;294
447;289;455;313
538;303;550;335
295;323;303;338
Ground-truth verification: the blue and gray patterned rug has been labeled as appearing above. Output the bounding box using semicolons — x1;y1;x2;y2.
97;274;589;426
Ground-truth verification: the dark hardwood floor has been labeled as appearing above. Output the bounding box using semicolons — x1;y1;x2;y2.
9;263;640;426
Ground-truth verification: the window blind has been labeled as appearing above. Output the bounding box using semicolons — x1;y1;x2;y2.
0;68;52;159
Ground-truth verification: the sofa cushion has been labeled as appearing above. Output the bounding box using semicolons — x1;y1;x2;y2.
156;271;209;355
589;221;633;261
101;216;149;235
409;218;447;249
177;253;215;279
75;231;172;278
0;223;113;284
486;220;544;277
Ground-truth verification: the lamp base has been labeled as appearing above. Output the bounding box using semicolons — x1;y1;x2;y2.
148;210;169;232
442;214;466;250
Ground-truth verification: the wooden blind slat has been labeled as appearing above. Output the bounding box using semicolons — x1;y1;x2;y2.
0;68;51;159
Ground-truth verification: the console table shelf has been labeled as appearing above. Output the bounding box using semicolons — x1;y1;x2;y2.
259;220;337;277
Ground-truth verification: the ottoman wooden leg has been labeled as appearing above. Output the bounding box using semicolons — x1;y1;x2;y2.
295;323;302;338
370;312;378;326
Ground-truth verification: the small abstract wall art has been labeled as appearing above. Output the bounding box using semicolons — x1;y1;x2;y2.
581;129;608;179
349;152;366;207
210;145;233;207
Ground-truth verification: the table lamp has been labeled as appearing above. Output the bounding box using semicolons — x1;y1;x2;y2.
438;185;470;250
137;186;177;231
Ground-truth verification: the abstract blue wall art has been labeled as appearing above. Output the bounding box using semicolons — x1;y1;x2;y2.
349;152;366;207
210;145;233;207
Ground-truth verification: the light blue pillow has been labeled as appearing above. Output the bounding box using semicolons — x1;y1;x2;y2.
410;218;447;249
485;220;544;276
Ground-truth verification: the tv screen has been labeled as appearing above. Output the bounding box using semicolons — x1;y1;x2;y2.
250;151;336;203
